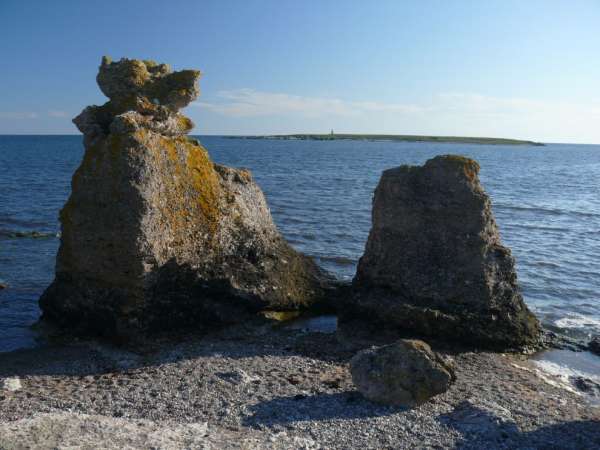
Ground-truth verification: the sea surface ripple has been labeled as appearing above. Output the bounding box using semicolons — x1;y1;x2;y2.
0;135;599;352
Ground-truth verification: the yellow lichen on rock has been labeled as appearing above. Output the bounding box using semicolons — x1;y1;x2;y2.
177;115;194;133
437;154;480;182
184;140;221;234
143;132;222;236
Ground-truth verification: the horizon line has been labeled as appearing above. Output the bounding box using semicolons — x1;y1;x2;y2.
1;133;599;146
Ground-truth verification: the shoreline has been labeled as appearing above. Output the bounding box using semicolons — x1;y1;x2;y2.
224;134;545;146
1;321;598;448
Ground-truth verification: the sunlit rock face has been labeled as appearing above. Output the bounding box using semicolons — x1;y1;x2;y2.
349;155;541;350
39;57;331;338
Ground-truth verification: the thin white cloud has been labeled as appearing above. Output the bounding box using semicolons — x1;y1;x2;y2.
438;93;600;118
194;89;427;118
0;110;70;120
431;93;600;142
48;110;69;118
0;112;38;119
196;89;600;120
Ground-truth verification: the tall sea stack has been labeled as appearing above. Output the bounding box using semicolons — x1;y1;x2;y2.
350;155;540;349
40;57;330;338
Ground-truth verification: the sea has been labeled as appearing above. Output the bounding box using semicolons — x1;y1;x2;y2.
1;136;599;373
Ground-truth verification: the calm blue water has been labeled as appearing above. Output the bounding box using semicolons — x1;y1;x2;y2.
1;135;599;352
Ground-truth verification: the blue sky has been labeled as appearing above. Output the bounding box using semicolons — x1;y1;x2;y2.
1;0;599;143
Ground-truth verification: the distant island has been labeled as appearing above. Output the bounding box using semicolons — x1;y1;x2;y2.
225;133;544;146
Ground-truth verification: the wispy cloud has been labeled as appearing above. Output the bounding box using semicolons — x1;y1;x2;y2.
48;110;69;118
196;89;600;120
0;111;70;120
194;89;427;118
437;93;600;118
0;112;38;119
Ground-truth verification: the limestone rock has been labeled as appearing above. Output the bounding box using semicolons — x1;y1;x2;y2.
1;377;22;392
350;339;455;406
0;413;209;449
350;155;540;349
39;57;331;338
96;57;199;110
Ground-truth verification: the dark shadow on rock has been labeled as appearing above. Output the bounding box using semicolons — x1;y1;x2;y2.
0;307;538;379
38;253;340;346
335;316;499;356
438;401;600;449
38;258;269;342
242;391;405;428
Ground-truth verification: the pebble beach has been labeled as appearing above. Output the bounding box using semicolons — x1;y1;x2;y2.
1;321;599;449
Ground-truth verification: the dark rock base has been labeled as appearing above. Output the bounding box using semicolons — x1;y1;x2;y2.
344;287;541;351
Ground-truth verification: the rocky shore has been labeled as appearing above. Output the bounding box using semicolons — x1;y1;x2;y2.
3;57;598;448
0;322;599;449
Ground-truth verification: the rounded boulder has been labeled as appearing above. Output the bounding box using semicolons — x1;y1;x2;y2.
350;339;455;407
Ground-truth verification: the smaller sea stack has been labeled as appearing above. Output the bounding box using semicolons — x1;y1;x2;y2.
39;57;331;338
350;155;540;349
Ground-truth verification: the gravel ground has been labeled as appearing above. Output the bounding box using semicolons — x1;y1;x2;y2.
0;321;599;449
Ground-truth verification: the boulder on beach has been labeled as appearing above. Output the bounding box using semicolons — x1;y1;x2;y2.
350;339;455;406
349;155;541;349
39;57;331;338
589;336;600;356
0;377;22;392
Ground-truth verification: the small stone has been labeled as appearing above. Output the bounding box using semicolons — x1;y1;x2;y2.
571;376;600;396
1;377;22;392
589;336;600;356
0;283;7;290
217;369;260;385
350;339;455;407
287;375;302;385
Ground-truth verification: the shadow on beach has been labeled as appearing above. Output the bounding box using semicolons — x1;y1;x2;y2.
0;314;490;379
243;391;404;428
438;402;600;449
